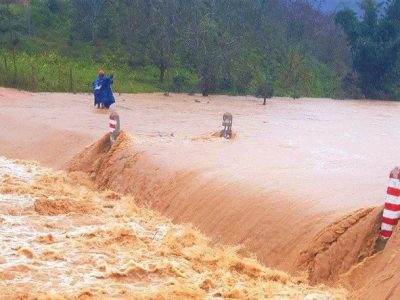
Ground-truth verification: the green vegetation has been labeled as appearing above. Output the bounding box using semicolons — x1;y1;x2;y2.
336;0;400;99
256;78;274;106
0;50;197;93
0;0;398;99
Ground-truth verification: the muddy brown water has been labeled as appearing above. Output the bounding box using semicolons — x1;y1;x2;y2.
0;88;398;278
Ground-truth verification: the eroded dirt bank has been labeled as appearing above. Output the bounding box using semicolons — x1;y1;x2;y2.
296;207;382;285
0;157;345;299
340;221;400;299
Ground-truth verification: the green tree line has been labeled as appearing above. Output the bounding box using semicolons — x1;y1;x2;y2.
0;0;398;99
336;0;400;99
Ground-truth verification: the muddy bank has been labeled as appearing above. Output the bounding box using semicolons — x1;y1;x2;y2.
338;219;400;299
297;207;382;284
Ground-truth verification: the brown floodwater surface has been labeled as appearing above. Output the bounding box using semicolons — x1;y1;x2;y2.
0;88;399;291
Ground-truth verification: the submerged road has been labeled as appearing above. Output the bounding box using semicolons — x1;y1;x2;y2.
0;87;398;271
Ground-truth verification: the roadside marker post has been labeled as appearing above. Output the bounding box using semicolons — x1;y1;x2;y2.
375;166;400;252
222;112;233;139
109;112;120;144
380;167;400;240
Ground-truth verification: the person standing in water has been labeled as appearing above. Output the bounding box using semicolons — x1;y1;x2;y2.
92;69;115;109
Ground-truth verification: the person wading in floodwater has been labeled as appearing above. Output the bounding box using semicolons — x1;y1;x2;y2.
92;69;115;109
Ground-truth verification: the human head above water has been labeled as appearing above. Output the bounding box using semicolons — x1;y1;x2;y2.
98;69;105;77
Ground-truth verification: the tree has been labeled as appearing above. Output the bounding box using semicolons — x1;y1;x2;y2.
0;0;354;97
71;0;106;43
0;1;26;77
147;0;176;83
283;49;309;99
336;0;400;99
186;1;220;96
256;77;274;105
341;72;363;99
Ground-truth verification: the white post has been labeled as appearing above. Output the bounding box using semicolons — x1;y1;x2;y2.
222;112;233;139
109;112;120;144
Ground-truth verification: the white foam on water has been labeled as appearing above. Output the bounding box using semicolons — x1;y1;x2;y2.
0;156;44;182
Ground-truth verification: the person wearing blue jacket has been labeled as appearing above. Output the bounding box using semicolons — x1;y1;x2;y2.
92;69;115;109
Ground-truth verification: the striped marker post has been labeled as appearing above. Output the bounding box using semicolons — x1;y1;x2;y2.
380;167;400;239
222;112;233;139
109;112;120;144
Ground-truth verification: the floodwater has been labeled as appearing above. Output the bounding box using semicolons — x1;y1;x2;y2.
0;87;399;298
1;89;397;212
0;157;344;299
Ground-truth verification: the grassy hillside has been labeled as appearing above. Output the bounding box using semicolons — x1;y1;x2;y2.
0;0;352;98
0;49;339;97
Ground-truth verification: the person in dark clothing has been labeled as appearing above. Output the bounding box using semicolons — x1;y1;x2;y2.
92;69;115;109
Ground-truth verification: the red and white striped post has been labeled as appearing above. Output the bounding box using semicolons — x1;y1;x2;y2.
109;112;120;144
380;167;400;239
